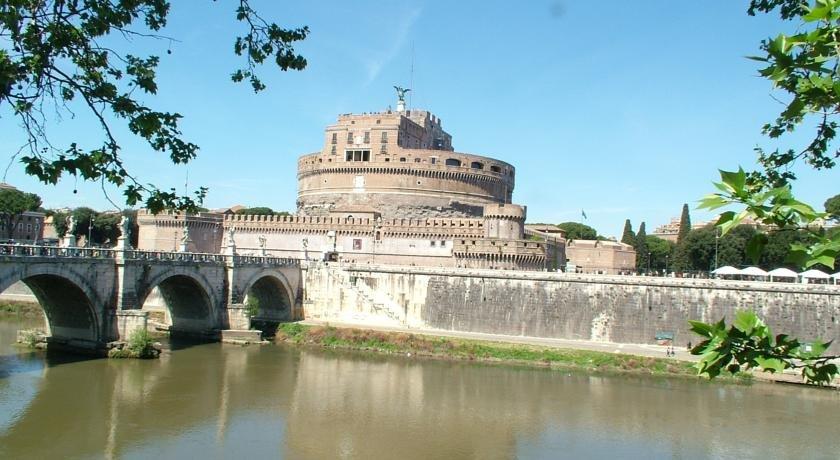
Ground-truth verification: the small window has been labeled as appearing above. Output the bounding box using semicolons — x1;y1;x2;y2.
385;158;390;162
490;165;501;173
445;158;461;167
440;241;446;247
347;132;354;143
331;133;337;144
346;151;353;161
430;157;437;165
376;119;381;124
364;131;370;144
430;241;436;247
399;157;406;162
414;158;421;163
381;144;387;153
381;131;388;142
471;161;484;170
331;145;337;155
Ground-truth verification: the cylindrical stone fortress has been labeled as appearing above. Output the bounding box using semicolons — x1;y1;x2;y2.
296;109;516;219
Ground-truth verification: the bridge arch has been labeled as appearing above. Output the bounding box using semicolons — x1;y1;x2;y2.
0;265;102;342
138;269;220;334
241;270;294;322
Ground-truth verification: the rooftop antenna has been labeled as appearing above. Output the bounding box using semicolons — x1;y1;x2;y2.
409;42;415;109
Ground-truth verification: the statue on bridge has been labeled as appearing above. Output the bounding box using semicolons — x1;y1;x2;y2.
258;234;267;256
62;215;78;248
224;226;237;255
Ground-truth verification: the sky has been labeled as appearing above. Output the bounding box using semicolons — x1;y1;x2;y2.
1;0;838;238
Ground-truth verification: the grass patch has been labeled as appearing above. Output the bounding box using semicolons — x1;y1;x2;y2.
274;323;736;382
108;329;160;359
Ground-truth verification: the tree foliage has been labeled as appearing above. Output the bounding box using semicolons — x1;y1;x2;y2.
693;1;840;385
234;206;288;216
556;222;597;240
825;193;840;219
676;203;691;244
620;219;635;246
634;222;648;272
0;187;41;239
0;1;308;213
645;235;674;272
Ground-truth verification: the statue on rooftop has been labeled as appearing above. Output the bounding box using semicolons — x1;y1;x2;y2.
394;86;410;103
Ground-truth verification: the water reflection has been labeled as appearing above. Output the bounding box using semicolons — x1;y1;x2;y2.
0;320;839;459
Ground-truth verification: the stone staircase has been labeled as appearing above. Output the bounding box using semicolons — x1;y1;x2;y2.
320;264;405;327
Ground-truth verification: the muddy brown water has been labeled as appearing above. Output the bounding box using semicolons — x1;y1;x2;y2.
1;318;838;459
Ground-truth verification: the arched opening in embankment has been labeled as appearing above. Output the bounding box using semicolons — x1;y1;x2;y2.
243;274;293;336
140;275;215;339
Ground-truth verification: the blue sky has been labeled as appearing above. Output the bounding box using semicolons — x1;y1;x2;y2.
1;0;837;238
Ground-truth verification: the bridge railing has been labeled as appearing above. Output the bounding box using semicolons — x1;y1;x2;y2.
0;243;300;267
0;244;116;259
232;255;299;266
126;250;227;263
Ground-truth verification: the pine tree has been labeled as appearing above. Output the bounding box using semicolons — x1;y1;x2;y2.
635;222;649;273
672;204;692;273
676;204;691;244
621;219;635;246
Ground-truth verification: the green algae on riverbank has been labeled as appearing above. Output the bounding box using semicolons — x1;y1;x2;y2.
275;323;751;382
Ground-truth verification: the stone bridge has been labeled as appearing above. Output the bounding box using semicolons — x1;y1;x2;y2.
0;244;302;353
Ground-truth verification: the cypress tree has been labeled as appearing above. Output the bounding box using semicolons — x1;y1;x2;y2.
635;222;649;272
672;204;692;273
676;203;691;244
621;219;635;246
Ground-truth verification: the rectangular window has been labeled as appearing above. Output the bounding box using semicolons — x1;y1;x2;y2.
363;131;370;144
430;157;437;165
380;144;387;154
345;150;371;162
430;241;436;247
347;131;354;143
440;241;446;247
381;131;388;142
331;133;337;144
331;145;337;155
353;239;362;250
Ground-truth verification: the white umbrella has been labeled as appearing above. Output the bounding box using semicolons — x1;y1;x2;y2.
712;266;740;276
739;266;768;277
801;269;830;279
768;267;798;282
801;269;830;284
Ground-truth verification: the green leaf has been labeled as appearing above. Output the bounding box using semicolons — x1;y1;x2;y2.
733;311;759;335
754;356;786;373
746;233;769;264
688;320;716;338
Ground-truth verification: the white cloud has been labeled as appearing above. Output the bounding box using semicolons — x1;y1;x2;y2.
364;7;423;85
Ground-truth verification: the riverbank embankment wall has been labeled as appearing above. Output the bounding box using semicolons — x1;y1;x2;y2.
302;263;840;346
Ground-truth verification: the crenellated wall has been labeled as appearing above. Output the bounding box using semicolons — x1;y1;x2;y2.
303;263;840;345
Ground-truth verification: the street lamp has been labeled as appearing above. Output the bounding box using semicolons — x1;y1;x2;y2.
88;215;95;247
665;254;669;276
647;251;651;275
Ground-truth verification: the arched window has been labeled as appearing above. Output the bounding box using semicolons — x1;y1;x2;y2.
470;161;484;170
445;158;461;167
490;165;501;173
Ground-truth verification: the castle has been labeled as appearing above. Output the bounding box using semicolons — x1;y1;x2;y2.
138;95;566;270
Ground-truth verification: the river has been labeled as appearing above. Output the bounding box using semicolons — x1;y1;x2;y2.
0;318;839;459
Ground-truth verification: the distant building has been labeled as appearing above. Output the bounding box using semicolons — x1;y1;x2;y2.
0;183;44;243
564;240;636;275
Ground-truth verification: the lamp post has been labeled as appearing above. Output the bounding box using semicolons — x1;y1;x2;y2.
88;215;95;247
647;251;651;275
714;228;720;271
665;254;669;276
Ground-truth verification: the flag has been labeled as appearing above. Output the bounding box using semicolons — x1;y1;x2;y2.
581;209;587;220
